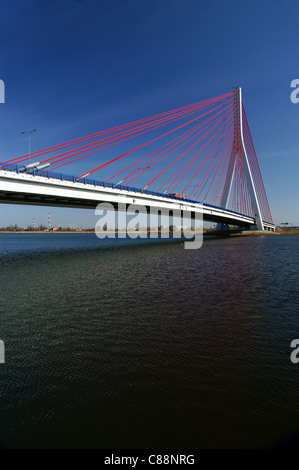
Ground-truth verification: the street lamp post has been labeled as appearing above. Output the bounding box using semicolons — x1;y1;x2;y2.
21;129;38;163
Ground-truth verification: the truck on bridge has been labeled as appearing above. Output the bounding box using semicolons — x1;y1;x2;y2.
169;193;186;199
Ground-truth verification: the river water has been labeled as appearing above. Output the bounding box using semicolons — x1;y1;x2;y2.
0;233;298;449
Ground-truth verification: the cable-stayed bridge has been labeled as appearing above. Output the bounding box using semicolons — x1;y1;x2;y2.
0;87;275;232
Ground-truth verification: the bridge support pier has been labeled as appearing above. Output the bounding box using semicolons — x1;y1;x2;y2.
216;87;265;232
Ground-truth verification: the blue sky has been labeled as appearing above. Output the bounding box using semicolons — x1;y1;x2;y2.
0;0;298;228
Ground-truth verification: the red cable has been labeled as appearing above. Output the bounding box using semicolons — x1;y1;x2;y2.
2;92;233;166
50;101;231;174
209;131;234;205
204;130;234;203
45;99;233;174
8;100;218;168
156;113;232;193
211;144;232;206
104;119;210;183
143;110;233;191
78;102;233;179
242;105;273;222
132;109;232;189
119;107;228;187
188;118;234;199
169;116;234;195
194;126;234;201
188;119;234;200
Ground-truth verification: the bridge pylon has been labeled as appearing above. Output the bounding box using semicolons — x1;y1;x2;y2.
217;87;264;231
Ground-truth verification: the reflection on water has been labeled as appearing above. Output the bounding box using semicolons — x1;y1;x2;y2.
0;234;298;449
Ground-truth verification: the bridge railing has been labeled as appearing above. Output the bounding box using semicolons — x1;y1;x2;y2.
1;164;267;222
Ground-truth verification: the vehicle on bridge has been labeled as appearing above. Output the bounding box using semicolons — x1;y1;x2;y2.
169;193;186;199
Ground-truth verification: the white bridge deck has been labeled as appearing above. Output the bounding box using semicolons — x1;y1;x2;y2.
0;169;275;230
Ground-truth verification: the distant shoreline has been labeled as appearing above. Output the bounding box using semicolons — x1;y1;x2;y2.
0;229;298;236
0;231;95;234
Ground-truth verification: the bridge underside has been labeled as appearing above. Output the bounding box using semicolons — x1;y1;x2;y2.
0;188;253;228
0;169;276;230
